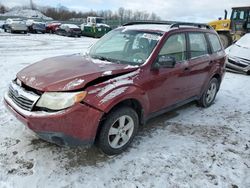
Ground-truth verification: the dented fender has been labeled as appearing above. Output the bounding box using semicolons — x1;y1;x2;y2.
84;84;150;117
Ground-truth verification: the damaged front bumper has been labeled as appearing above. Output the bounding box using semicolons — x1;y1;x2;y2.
4;93;104;147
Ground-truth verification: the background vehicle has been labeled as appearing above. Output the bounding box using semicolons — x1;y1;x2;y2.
225;33;250;75
208;6;250;47
3;18;28;34
55;24;81;37
81;17;111;38
26;20;46;34
46;22;61;33
0;20;4;29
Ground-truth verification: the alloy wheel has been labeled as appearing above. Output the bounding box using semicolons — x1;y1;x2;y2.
206;82;217;104
108;115;134;149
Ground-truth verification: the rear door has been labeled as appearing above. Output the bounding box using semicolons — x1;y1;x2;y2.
206;32;226;74
184;32;212;97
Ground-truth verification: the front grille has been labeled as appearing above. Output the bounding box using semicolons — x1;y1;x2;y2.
8;82;40;111
228;58;248;68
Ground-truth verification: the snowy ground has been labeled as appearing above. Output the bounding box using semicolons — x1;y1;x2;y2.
0;33;249;188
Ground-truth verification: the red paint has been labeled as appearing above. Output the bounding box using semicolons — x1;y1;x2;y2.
46;23;61;33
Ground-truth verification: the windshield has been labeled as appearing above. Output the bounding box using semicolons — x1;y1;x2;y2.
89;28;162;65
96;18;104;24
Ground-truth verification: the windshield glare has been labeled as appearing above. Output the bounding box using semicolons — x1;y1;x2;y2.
89;29;162;65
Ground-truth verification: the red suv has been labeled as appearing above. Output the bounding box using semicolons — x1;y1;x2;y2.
4;21;226;155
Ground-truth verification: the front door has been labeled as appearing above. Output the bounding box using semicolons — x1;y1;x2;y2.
230;8;250;35
143;33;191;113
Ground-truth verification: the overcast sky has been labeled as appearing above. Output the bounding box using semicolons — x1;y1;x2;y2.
1;0;249;22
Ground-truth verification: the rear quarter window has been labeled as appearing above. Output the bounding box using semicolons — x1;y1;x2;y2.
207;33;222;52
188;33;208;58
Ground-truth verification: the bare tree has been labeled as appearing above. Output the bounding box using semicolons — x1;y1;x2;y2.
40;5;161;23
30;0;36;10
0;4;8;14
118;7;125;24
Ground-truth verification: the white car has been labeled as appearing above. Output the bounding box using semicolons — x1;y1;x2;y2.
3;18;28;33
225;33;250;75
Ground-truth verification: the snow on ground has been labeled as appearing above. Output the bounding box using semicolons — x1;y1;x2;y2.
0;33;249;188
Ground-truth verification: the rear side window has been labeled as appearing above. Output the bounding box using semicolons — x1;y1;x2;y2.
159;33;187;62
207;33;222;52
189;33;208;58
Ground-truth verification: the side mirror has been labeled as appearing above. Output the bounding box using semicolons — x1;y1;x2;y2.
153;56;176;69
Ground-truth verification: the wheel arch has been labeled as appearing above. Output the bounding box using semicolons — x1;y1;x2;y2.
212;73;222;91
94;97;146;143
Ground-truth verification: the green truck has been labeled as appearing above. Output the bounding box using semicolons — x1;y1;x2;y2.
81;17;112;38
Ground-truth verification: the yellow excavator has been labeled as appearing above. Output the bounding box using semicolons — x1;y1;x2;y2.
208;6;250;47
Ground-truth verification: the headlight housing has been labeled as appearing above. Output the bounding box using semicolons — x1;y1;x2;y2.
36;91;87;110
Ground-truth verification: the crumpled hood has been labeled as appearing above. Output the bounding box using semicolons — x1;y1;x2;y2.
226;44;250;63
226;33;250;62
17;54;138;92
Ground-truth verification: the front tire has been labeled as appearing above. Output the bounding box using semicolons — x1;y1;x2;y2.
198;78;219;108
97;107;139;155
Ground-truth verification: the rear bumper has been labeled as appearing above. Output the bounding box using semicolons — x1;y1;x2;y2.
11;27;27;32
70;31;81;36
4;93;104;147
34;29;45;33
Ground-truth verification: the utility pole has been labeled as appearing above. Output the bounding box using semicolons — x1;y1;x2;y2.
30;0;34;10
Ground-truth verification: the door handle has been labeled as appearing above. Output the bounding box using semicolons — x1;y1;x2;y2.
184;67;190;71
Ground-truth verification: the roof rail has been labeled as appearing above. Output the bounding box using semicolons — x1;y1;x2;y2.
123;21;213;30
170;22;213;30
123;21;175;26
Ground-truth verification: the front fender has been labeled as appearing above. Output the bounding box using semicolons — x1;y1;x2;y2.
85;84;149;116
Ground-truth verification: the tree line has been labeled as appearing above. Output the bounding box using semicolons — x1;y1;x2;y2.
0;3;161;22
41;6;161;22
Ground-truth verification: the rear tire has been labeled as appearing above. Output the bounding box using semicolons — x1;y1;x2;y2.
219;33;231;48
198;78;219;108
97;107;139;155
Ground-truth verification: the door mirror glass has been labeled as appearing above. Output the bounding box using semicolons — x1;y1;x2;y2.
154;55;176;69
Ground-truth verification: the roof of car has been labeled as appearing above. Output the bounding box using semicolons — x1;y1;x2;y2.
123;24;171;32
61;24;79;28
123;21;213;33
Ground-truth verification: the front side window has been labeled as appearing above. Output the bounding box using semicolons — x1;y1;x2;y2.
207;33;222;52
232;10;246;20
189;33;208;58
158;34;187;62
89;29;162;65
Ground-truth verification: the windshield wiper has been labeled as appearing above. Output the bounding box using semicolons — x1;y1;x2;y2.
91;55;112;62
91;55;124;64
